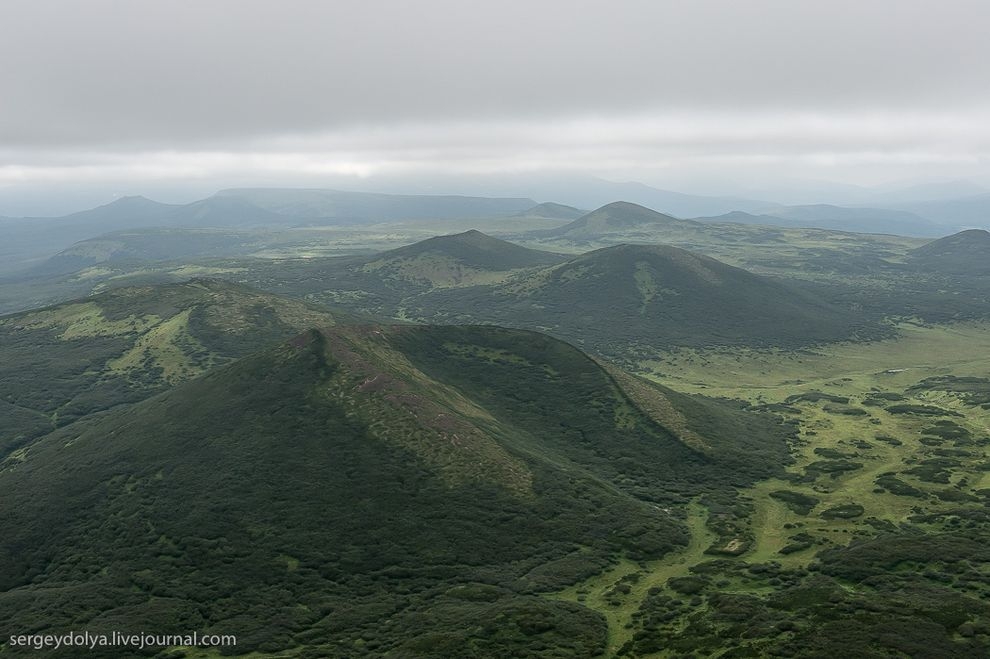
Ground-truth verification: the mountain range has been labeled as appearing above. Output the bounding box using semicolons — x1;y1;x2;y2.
0;190;539;275
5;189;990;656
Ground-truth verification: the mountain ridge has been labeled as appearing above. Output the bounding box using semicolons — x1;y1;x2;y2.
0;322;792;656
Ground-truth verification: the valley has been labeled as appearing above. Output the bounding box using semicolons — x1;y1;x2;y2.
548;321;990;656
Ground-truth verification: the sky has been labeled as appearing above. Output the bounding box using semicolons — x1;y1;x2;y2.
2;0;990;213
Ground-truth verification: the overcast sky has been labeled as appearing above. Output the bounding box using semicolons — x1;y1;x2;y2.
2;0;990;209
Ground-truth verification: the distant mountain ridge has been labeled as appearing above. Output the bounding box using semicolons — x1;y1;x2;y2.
760;204;944;236
895;192;990;228
695;204;944;236
0;189;540;276
214;187;537;221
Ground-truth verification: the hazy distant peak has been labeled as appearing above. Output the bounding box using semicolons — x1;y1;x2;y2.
543;200;697;239
377;230;565;270
91;194;168;210
519;202;585;219
595;200;680;217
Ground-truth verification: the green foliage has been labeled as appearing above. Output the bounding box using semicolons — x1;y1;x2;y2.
785;391;850;404
769;490;820;516
886;403;962;417
910;375;990;407
620;534;990;658
0;324;795;656
804;460;864;477
875;474;926;497
0;280;346;458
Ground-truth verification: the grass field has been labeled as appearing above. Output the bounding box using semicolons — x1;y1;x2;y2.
551;321;990;656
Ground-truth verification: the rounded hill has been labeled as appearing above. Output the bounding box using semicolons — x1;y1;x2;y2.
545;202;699;239
425;243;873;350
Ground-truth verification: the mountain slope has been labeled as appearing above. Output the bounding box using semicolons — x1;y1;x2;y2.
172;195;287;226
518;202;586;220
907;229;990;275
0;197;181;275
240;230;571;312
0;279;353;456
412;244;872;352
0;324;791;657
360;229;567;286
544;202;700;240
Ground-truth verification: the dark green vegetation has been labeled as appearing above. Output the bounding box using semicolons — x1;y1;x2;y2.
908;228;990;275
769;490;820;515
0;323;793;657
886;403;961;417
618;533;990;658
33;226;877;361
398;242;877;355
0;279;353;458
911;375;990;408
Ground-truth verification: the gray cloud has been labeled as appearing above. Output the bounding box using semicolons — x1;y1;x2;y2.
1;0;989;190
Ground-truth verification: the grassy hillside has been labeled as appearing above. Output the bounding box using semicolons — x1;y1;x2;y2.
0;279;352;457
359;229;567;286
0;324;792;657
217;231;571;315
406;244;877;355
908;229;990;275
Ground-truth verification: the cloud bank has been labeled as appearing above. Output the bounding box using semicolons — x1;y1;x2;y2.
2;0;989;190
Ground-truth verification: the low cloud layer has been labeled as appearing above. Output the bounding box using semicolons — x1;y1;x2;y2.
2;0;989;191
